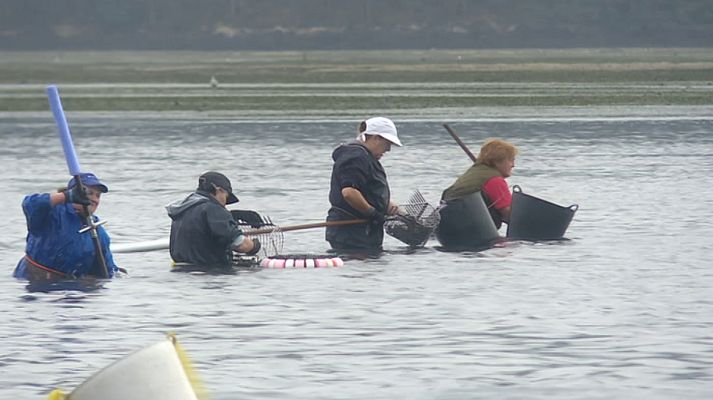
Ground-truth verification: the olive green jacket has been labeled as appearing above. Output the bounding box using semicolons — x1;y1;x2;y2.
441;163;501;202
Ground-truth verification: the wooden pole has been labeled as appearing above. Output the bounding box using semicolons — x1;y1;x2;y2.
245;219;368;235
443;123;477;163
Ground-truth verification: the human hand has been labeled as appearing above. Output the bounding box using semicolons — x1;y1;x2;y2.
387;202;401;216
65;185;91;206
365;206;387;226
246;238;261;256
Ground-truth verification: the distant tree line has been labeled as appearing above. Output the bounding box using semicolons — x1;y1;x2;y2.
1;0;712;50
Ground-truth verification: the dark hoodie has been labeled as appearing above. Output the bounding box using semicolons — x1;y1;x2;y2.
166;191;244;268
326;141;391;250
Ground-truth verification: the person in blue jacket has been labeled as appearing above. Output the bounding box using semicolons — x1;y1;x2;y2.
13;172;120;280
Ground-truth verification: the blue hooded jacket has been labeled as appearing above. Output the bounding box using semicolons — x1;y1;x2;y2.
13;193;118;279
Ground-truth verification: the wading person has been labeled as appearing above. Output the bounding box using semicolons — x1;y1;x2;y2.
167;171;260;268
441;138;518;228
13;172;120;280
326;117;403;252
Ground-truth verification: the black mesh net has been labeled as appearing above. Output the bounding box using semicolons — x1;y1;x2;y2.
230;209;284;259
384;191;440;247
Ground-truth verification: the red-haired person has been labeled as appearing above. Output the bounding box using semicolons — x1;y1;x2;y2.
441;138;518;228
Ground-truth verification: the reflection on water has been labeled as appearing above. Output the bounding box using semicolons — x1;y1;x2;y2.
23;278;105;294
1;109;712;399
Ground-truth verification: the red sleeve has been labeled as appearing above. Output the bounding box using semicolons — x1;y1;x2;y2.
481;177;511;209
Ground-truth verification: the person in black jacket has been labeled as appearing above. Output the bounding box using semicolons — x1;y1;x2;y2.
167;171;260;268
326;117;403;252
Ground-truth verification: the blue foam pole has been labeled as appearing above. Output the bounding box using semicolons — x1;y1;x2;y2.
46;85;82;176
45;85;109;279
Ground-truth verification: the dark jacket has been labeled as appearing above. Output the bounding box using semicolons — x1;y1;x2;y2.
166;191;244;268
326;141;391;250
13;193;118;279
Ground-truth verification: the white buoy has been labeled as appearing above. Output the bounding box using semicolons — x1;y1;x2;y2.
209;75;219;88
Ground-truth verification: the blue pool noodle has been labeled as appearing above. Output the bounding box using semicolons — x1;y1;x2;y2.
46;85;82;176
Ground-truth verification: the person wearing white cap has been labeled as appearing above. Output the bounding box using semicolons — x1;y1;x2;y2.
441;138;518;229
325;117;403;251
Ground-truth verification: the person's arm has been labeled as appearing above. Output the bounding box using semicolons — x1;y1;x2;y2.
498;206;512;223
482;177;513;223
341;187;374;216
338;156;391;217
232;235;259;254
202;205;261;256
50;192;67;205
341;187;401;217
23;193;55;233
204;206;246;249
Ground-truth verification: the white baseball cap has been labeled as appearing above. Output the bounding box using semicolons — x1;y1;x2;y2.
359;117;402;147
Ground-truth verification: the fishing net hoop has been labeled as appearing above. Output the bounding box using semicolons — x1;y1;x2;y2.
240;225;284;259
384;190;441;247
229;210;284;259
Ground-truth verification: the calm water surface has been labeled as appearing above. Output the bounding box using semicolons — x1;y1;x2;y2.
1;107;712;399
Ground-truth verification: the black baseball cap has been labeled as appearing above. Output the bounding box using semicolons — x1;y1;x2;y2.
198;171;239;204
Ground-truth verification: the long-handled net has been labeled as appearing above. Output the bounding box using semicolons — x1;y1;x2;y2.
229;192;440;267
384;190;441;247
230;210;343;268
230;210;284;265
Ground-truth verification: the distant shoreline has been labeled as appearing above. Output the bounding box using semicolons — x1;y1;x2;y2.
2;48;712;111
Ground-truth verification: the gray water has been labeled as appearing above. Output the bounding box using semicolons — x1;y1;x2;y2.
1;108;713;399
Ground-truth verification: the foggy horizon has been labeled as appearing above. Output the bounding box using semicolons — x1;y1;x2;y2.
1;0;712;51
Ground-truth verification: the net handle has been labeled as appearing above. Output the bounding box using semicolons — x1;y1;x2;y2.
443;123;477;163
245;219;368;236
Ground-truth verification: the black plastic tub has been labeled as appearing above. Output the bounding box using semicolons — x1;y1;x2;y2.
506;185;578;241
435;192;501;250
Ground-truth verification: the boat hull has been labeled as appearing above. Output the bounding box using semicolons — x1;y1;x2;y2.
68;339;198;400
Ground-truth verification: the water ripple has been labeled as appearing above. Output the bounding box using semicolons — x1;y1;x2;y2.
1;114;712;399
